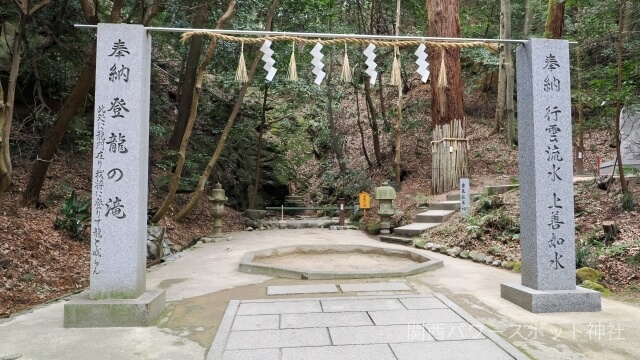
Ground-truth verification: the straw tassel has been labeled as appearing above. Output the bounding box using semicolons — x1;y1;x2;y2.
235;42;248;83
288;42;298;81
341;43;352;83
390;46;401;87
437;48;448;88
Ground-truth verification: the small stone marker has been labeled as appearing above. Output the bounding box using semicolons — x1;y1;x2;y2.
501;38;600;313
64;24;165;327
600;106;640;174
459;178;470;216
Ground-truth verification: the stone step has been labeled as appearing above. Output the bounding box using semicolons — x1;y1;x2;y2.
428;200;460;211
484;184;519;195
415;210;455;223
446;193;482;201
393;222;440;236
379;234;414;245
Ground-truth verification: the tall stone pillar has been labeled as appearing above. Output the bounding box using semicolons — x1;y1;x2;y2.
64;24;165;327
501;39;601;313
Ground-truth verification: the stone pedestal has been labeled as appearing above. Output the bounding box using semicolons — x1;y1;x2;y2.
501;38;600;313
64;24;165;327
64;290;165;328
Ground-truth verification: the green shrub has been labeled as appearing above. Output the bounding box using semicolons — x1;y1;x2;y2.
365;223;381;235
511;261;522;273
627;253;640;268
581;280;612;296
575;243;593;269
54;190;91;239
476;195;504;214
576;267;604;283
621;190;634;211
488;245;502;256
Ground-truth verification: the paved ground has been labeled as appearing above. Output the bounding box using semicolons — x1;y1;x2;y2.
1;228;639;360
209;294;526;360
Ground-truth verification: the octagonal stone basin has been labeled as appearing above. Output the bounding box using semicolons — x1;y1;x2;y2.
238;245;443;280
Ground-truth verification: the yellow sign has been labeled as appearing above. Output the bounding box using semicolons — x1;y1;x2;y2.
359;192;371;209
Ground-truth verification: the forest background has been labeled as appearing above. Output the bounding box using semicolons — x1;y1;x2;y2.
0;0;639;316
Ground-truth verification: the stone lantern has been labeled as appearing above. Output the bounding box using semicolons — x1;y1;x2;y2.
375;181;396;234
209;183;228;237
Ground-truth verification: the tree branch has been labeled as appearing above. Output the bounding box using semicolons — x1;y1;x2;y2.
14;0;25;14
28;0;53;15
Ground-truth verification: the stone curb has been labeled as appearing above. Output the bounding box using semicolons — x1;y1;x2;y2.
238;245;444;280
416;242;514;271
205;300;240;360
434;294;529;360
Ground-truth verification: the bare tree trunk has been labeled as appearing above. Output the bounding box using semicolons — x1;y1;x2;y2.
616;1;627;193
502;0;515;147
393;0;403;189
168;3;208;149
493;49;505;135
623;1;633;43
544;0;565;39
378;84;389;131
505;56;515;147
577;47;584;152
427;0;467;194
523;0;531;38
354;83;373;168
152;0;237;223
248;83;269;209
0;0;53;206
21;0;136;206
175;0;280;221
363;75;383;166
327;47;347;174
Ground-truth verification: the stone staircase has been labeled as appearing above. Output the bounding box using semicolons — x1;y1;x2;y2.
380;183;519;245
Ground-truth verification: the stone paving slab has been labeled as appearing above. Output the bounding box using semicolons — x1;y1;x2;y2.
225;328;331;350
399;296;448;309
369;309;466;325
390;339;515;360
231;315;279;331
330;324;435;345
321;298;405;312
424;322;485;341
280;311;373;328
208;295;528;360
281;344;397;360
339;281;412;292
236;300;322;315
267;284;339;295
223;349;280;360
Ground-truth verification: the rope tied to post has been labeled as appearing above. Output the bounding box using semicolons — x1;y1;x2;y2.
180;32;499;52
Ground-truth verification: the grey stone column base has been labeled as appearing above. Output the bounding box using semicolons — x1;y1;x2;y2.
501;283;601;313
64;289;165;328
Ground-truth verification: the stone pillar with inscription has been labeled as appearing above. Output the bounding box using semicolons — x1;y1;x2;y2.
64;24;165;327
501;39;600;313
459;178;471;217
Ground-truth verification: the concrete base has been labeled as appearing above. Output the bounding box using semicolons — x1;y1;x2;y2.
501;283;601;313
201;235;232;243
64;289;166;328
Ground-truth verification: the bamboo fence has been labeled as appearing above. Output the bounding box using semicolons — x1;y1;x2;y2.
431;118;468;194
